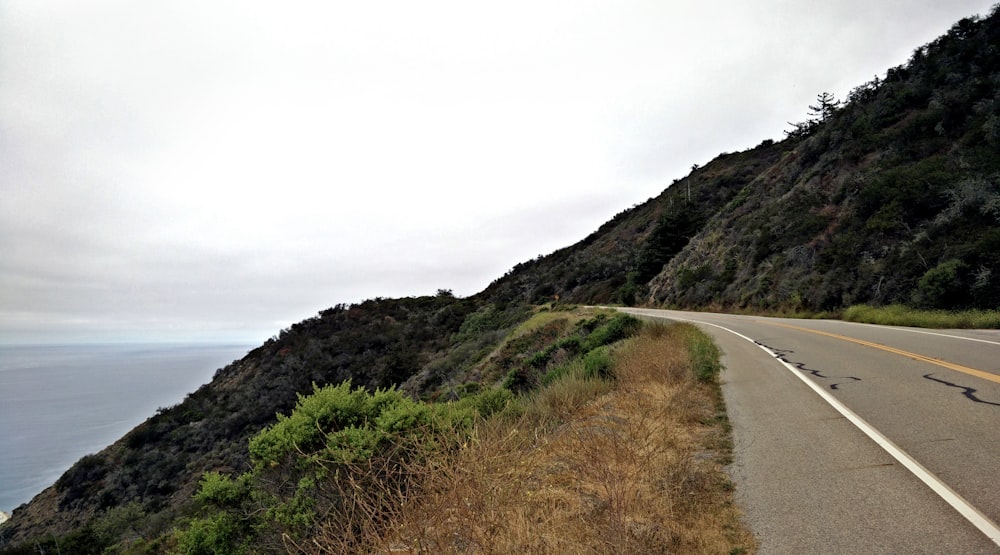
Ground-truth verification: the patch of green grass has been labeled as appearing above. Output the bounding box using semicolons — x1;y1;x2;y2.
581;346;614;380
510;309;575;336
842;304;1000;329
674;324;722;383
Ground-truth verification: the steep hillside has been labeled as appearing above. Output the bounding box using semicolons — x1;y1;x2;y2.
0;295;530;548
650;10;1000;311
487;8;1000;313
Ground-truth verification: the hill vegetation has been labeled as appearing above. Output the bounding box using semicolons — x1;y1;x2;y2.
4;5;1000;553
0;294;523;549
486;7;1000;315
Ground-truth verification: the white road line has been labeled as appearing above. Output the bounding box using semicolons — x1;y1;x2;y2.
629;309;1000;547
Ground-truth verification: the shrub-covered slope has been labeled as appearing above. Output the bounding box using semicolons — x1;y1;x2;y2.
650;10;1000;311
487;8;1000;313
479;141;788;307
0;307;640;553
0;295;528;549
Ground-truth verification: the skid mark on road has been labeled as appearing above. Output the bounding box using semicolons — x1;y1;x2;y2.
619;309;1000;545
750;333;1000;547
759;320;1000;386
923;373;1000;407
755;341;862;390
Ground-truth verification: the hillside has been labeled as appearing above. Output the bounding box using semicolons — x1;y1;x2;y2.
0;295;529;548
650;12;1000;311
3;5;1000;553
480;141;788;307
488;7;1000;313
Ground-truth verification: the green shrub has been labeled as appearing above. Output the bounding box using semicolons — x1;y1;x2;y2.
502;367;536;393
582;314;642;351
456;303;532;341
460;387;517;418
173;512;248;555
912;259;969;308
582;347;614;380
527;349;552;368
320;426;383;465
90;502;148;548
173;380;492;553
194;473;251;508
262;478;316;530
248;382;416;469
556;336;583;355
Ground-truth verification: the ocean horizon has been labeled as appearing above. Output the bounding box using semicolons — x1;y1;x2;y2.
0;342;253;513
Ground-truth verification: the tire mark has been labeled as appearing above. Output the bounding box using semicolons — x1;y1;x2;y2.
923;373;1000;407
755;341;862;390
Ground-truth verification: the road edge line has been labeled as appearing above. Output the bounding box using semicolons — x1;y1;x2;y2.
627;309;1000;547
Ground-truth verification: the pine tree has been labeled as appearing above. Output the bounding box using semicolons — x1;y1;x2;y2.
808;92;841;121
786;92;841;137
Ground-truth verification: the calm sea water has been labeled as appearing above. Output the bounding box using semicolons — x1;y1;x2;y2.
0;343;253;513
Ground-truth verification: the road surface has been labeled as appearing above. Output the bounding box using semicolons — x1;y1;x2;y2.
620;308;1000;554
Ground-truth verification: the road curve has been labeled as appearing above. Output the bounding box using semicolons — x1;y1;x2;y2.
619;308;1000;555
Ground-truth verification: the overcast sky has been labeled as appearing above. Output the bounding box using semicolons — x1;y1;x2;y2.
1;1;995;345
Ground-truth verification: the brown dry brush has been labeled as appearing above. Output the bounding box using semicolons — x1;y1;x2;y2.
284;434;455;554
304;322;754;554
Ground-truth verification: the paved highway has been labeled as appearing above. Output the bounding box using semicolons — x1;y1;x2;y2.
620;308;1000;554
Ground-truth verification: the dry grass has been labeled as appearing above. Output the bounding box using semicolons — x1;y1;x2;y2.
305;323;754;554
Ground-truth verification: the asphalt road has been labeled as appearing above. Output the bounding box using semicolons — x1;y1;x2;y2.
619;308;1000;554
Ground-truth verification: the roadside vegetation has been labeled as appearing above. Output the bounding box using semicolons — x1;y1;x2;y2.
842;304;1000;329
652;303;1000;330
666;303;1000;330
352;321;750;555
129;308;748;554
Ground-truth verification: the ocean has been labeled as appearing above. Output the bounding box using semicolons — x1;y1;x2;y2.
0;342;253;513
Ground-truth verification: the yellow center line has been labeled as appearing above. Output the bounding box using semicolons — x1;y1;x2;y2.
757;320;1000;385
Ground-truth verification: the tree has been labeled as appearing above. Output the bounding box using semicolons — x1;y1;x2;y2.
808;92;841;122
786;92;841;137
634;207;705;283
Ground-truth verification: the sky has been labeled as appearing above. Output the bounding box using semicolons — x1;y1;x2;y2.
1;1;996;345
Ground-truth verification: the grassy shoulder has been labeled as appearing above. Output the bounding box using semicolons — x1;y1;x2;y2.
368;320;753;554
665;302;1000;330
765;304;1000;329
841;304;1000;329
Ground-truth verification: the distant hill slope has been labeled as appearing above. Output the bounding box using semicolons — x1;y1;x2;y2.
487;7;1000;313
3;6;999;552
